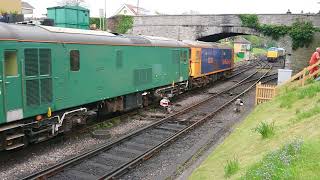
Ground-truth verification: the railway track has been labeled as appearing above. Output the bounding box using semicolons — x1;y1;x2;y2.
23;61;273;180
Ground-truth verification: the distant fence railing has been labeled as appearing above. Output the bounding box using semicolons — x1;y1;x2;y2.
255;60;320;105
284;60;320;86
255;82;277;105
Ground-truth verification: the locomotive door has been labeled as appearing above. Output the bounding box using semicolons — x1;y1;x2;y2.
0;52;5;123
2;50;23;122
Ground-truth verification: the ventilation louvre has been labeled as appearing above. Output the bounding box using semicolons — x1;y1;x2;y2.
41;78;52;104
24;48;52;107
25;49;39;76
40;49;51;75
26;79;40;106
134;68;152;86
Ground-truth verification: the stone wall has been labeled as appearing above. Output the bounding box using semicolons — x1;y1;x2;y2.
289;32;320;73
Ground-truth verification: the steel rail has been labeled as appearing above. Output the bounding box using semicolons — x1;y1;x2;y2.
102;64;273;179
23;61;269;180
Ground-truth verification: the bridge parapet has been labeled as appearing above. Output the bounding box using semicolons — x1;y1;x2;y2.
133;14;320;27
129;14;320;41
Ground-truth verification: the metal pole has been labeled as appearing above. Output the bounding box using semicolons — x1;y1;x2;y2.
104;0;107;30
137;0;140;15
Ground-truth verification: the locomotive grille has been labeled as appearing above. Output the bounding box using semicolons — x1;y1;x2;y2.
26;79;40;106
39;49;51;75
25;49;39;76
41;78;52;104
24;48;52;107
134;68;152;86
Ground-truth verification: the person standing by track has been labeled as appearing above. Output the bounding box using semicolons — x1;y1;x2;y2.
309;48;320;79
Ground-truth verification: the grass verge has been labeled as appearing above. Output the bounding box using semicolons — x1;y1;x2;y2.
190;80;320;180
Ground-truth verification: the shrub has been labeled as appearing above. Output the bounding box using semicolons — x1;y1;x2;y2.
224;157;240;178
254;122;275;139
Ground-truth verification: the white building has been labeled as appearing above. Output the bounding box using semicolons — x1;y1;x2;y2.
113;4;154;16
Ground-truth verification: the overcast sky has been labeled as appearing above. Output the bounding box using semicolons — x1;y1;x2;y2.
24;0;320;17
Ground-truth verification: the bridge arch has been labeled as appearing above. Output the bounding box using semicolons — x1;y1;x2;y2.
196;26;260;42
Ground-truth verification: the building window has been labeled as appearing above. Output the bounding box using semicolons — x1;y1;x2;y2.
124;10;127;14
70;50;80;71
4;51;18;76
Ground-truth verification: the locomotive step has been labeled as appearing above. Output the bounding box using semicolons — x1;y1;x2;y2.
36;136;49;143
5;143;25;150
6;133;25;141
0;123;24;132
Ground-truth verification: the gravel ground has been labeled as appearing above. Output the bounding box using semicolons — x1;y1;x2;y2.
120;90;256;180
0;119;154;180
0;63;257;180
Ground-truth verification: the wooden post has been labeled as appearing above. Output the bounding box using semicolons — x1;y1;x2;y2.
255;82;261;105
302;68;307;86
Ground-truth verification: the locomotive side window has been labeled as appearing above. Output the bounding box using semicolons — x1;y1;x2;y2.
70;50;80;71
180;51;187;62
196;51;201;60
4;51;18;76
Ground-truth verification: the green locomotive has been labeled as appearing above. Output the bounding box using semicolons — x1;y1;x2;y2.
0;23;189;150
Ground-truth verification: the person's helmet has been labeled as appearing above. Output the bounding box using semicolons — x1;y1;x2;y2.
316;47;320;53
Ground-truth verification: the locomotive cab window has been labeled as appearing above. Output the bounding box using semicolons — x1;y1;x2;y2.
70;50;80;71
4;50;18;77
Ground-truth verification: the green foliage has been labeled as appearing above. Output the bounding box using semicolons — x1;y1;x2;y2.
239;14;259;28
252;48;267;55
95;117;121;129
224;157;240;178
254;122;275;139
116;15;133;34
96;121;113;129
258;24;290;40
242;139;304;179
244;35;266;48
90;17;101;29
289;21;315;50
239;14;318;50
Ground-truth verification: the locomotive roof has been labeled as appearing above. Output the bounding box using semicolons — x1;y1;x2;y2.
182;40;232;49
0;23;187;48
